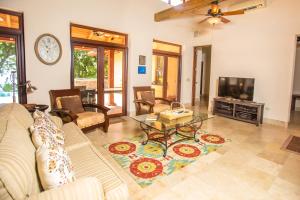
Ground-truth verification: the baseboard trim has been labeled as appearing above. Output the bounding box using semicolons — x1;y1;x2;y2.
263;118;289;128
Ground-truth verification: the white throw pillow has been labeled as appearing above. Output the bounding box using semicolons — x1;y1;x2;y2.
36;144;76;190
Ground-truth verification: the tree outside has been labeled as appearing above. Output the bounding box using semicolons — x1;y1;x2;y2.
0;41;17;102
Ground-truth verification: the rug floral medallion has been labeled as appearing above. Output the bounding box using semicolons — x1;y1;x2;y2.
103;129;229;187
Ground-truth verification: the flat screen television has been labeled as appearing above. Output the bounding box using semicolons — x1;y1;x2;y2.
218;77;255;101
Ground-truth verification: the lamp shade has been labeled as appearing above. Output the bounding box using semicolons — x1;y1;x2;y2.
207;17;221;25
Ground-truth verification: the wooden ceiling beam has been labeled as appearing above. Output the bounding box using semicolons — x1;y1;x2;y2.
154;0;226;22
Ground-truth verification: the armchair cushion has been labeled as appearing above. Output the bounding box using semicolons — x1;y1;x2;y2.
76;112;105;129
59;96;85;114
140;91;155;104
28;177;104;200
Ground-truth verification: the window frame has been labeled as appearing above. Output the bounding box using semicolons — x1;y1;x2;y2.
0;8;26;104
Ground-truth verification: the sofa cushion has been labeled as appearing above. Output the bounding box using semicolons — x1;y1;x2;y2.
62;122;90;151
28;177;104;200
0;103;34;129
76;112;105;129
68;145;128;200
0;116;41;200
49;116;63;129
36;145;76;190
60;96;85;114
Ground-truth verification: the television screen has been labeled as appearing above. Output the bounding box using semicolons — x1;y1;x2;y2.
218;77;255;101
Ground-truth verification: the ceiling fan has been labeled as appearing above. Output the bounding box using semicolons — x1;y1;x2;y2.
198;0;245;25
154;0;245;25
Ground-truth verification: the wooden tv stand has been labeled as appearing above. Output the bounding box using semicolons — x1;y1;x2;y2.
213;97;264;126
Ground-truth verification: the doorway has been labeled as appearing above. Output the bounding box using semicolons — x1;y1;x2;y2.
152;40;182;101
289;36;300;130
70;24;128;117
0;9;26;104
192;46;212;110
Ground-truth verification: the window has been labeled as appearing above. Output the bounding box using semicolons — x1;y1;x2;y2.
161;0;187;6
0;9;26;104
71;25;126;46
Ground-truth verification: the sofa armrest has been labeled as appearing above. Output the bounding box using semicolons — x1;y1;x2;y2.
49;116;63;129
28;177;104;200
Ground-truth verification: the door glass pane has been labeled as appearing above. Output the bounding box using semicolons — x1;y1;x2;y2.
152;55;164;98
0;36;18;103
167;56;179;101
73;45;98;104
104;49;123;115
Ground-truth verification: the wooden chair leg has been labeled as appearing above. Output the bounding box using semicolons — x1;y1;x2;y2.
103;118;109;133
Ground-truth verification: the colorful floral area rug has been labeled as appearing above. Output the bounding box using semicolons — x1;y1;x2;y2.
103;129;229;188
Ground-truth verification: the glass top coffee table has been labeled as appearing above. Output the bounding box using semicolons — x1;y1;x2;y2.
131;112;213;157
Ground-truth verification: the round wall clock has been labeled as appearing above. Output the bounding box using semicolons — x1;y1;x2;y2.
34;33;62;65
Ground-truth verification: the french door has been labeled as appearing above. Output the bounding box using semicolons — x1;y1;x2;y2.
0;9;26;104
71;44;127;117
152;53;180;101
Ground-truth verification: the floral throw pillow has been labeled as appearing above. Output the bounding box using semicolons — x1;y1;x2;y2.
36;144;76;190
30;125;64;149
30;112;65;149
33;110;47;119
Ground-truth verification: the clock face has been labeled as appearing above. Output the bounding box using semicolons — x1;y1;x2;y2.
35;34;62;65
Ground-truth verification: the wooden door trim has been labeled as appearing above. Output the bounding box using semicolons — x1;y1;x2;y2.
163;56;168;98
192;45;212;106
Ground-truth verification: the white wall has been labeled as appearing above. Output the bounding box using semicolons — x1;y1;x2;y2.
0;0;194;114
293;46;300;108
191;0;300;122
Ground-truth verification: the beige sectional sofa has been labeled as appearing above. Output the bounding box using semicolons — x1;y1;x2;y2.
0;103;128;200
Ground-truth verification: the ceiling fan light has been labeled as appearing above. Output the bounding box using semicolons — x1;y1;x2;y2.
207;17;221;25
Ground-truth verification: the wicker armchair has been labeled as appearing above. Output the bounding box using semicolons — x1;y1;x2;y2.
49;89;110;132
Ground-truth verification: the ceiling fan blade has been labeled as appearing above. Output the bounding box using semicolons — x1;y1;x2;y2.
222;9;245;16
220;17;231;23
198;17;211;24
154;0;227;22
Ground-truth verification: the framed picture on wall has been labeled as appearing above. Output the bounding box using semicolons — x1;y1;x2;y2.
139;55;146;65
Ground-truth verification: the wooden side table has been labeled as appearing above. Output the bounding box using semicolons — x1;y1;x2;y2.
23;104;49;113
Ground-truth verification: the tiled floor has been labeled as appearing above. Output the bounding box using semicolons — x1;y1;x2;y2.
86;107;300;200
